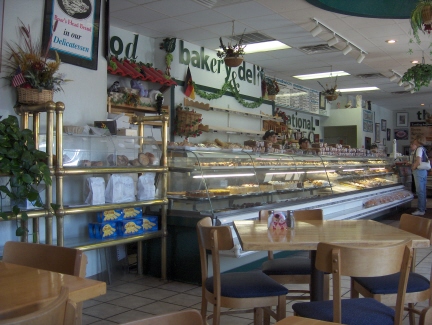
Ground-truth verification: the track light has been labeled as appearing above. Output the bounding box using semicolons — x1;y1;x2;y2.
311;24;323;37
389;74;398;82
404;84;412;91
327;34;339;47
398;79;404;86
357;52;365;63
411;89;416;94
342;43;352;55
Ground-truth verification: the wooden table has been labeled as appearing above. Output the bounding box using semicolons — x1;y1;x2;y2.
233;219;430;301
0;262;106;319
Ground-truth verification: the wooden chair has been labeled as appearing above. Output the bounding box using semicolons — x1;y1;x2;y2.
0;287;76;325
350;214;432;325
292;240;412;325
276;315;344;324
197;217;288;325
2;242;87;325
260;209;330;300
420;306;432;325
119;309;203;325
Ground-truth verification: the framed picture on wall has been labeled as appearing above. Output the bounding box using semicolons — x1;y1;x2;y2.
383;138;386;146
365;137;371;150
381;119;386;131
319;92;326;109
387;128;391;141
394;129;409;140
374;123;380;142
363;120;373;132
42;0;101;70
396;112;408;127
363;110;373;121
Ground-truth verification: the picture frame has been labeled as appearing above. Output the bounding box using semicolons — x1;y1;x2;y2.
387;128;391;141
381;119;386;131
319;92;326;110
363;120;373;132
396;112;409;127
365;137;371;150
394;129;409;140
42;0;101;70
374;123;380;142
363;110;373;121
383;138;386;146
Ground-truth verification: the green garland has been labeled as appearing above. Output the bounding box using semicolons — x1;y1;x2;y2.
192;81;264;109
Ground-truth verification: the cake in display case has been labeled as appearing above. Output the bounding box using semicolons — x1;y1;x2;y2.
167;149;408;220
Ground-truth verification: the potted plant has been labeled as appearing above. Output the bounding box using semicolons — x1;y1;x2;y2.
265;77;280;100
3;20;69;105
216;33;246;68
402;62;432;91
173;104;203;138
410;0;432;45
317;76;341;102
0;115;51;236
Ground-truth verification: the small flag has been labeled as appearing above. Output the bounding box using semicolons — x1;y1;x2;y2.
12;68;26;88
184;66;195;100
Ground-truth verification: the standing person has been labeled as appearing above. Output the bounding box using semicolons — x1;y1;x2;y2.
410;134;429;216
263;130;278;143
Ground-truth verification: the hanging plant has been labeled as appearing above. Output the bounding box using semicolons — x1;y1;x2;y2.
402;62;432;91
173;104;203;138
317;75;341;102
410;0;432;46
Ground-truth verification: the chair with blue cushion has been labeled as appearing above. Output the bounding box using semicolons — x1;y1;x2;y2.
260;209;329;301
292;239;412;325
350;214;432;325
197;217;288;325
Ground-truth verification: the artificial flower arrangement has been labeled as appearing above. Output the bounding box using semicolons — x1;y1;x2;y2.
317;76;341;101
3;20;69;103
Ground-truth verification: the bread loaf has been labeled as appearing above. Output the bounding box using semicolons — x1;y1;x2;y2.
138;153;150;165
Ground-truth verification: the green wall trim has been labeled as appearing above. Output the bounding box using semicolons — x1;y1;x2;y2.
306;0;416;19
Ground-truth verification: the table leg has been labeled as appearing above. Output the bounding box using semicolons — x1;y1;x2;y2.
310;250;324;301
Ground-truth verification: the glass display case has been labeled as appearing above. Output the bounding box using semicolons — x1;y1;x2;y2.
167;150;401;219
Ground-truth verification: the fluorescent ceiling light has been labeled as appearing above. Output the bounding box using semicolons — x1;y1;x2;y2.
357;52;366;63
327;35;339;47
293;71;350;80
386;39;397;44
339;87;379;92
311;24;323;37
342;44;353;55
241;41;291;54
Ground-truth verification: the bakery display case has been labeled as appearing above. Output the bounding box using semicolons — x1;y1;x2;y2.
167;150;409;221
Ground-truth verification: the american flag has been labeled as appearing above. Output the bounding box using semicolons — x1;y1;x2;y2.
12;68;26;87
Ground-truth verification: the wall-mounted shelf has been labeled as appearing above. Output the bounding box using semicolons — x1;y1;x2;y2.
184;98;283;122
199;124;265;136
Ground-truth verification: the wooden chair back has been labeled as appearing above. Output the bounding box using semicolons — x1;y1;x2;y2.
420;306;432;325
119;309;203;325
3;242;87;277
0;287;76;325
400;213;432;242
197;217;233;287
315;239;412;324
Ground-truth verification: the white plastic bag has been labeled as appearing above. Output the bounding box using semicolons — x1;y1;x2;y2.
105;174;135;203
137;173;156;200
84;177;105;205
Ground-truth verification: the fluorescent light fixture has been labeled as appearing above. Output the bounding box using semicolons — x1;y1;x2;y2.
386;39;397;43
342;43;352;55
293;71;350;80
192;173;254;179
389;74;398;82
327;35;339;47
411;60;419;64
311;24;323;37
357;52;366;63
398;79;404;86
243;40;291;54
338;87;379;92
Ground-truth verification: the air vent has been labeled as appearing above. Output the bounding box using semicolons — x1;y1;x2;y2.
391;91;411;94
356;73;386;79
193;0;249;8
192;0;217;8
228;32;274;45
298;44;339;54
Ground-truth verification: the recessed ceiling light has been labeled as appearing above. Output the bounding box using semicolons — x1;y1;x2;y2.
293;71;350;80
411;60;419;64
421;103;425;106
338;87;379;92
243;41;291;54
386;39;397;44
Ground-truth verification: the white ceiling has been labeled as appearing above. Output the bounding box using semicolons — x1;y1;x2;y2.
109;0;432;111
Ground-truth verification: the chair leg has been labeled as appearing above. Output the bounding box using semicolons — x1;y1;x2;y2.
201;294;208;325
408;303;416;325
276;295;286;321
350;279;359;298
253;307;264;325
263;307;270;325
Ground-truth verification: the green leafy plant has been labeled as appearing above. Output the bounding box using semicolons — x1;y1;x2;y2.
265;78;280;95
0;115;51;236
409;0;432;47
216;34;245;59
173;104;203;138
402;63;432;91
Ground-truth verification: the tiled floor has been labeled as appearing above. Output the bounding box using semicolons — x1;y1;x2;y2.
82;206;432;325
